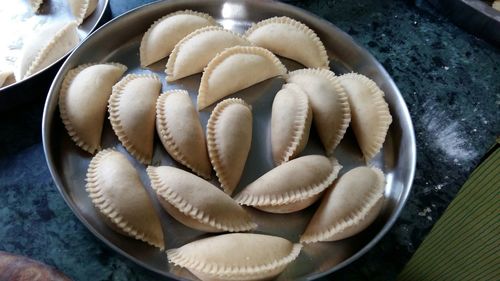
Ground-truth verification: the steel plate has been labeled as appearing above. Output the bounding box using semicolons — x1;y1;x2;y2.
0;0;109;91
42;0;416;280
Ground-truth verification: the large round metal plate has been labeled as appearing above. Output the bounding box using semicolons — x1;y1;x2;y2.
42;0;416;280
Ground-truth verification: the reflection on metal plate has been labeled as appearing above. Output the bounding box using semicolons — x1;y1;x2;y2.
42;1;416;280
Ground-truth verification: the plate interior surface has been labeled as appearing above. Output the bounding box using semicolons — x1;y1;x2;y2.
43;1;416;280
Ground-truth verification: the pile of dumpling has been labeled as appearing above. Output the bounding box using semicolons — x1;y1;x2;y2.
0;0;99;88
58;10;392;281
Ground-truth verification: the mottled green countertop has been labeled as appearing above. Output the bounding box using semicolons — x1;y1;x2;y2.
0;0;498;280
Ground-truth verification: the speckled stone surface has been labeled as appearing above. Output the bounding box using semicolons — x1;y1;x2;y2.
0;0;498;280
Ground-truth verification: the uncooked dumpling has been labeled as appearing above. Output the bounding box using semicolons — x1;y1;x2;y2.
68;0;99;24
156;89;211;179
17;21;79;80
166;26;251;81
207;98;252;195
167;233;302;281
301;166;385;243
140;10;218;67
85;149;164;249
0;71;14;88
235;155;341;214
108;74;161;164
339;73;392;162
147;166;256;232
59;63;127;154
493;0;500;11
287;68;350;155
271;83;312;165
197;46;287;110
245;16;329;68
30;0;44;12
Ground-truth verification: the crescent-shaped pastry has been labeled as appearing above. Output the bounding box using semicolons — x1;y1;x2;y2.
156;89;211;179
166;26;251;82
167;233;302;281
147;166;256;232
494;0;500;10
108;74;161;164
245;16;329;69
30;0;43;12
287;68;351;155
207;98;252;195
271;83;312;165
59;63;127;154
301;166;385;243
85;149;164;249
140;10;218;67
197;46;287;110
17;21;79;80
68;0;99;24
235;155;341;214
0;71;14;88
339;73;392;162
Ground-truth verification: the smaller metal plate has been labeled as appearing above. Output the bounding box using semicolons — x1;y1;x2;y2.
0;0;109;91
